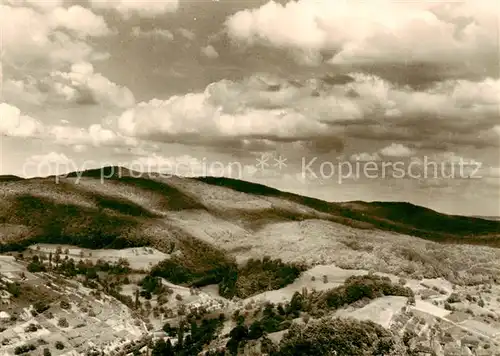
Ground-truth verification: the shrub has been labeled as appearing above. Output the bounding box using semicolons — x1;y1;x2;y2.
60;300;70;309
447;293;461;303
55;341;65;350
34;301;50;313
57;318;69;328
14;344;36;355
24;323;38;332
43;348;51;356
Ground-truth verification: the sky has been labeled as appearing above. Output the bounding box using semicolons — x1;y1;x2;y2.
1;0;499;216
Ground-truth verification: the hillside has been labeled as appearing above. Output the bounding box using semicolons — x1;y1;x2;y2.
196;176;500;244
0;168;498;254
1;167;500;355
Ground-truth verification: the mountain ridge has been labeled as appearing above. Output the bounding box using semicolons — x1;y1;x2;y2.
1;166;499;253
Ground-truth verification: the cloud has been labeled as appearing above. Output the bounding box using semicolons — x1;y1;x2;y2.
113;72;499;154
48;123;138;148
1;4;110;70
225;0;498;73
177;28;196;41
380;143;414;157
201;45;219;59
131;26;174;40
89;0;179;18
49;62;135;108
48;5;112;38
0;103;43;137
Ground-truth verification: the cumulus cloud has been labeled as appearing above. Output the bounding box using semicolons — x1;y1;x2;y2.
380;143;414;157
131;26;174;40
89;0;179;18
177;28;196;41
1;4;110;69
49;62;135;108
113;72;500;154
0;103;43;137
48;123;138;148
225;0;498;72
201;45;219;59
48;5;112;38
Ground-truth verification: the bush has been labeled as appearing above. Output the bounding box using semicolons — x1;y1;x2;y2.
57;318;69;328
55;341;65;350
60;300;71;309
34;301;50;314
43;348;52;356
24;323;38;332
14;344;36;355
447;293;461;303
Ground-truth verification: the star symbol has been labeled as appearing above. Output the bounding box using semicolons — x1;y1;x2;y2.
255;153;271;171
273;155;287;170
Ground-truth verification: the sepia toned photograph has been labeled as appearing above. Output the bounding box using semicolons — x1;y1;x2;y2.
0;0;499;355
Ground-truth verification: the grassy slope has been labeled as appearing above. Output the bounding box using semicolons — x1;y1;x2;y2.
0;168;499;255
195;176;500;245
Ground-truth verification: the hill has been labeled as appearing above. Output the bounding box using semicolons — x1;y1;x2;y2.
1;167;500;355
1;167;500;286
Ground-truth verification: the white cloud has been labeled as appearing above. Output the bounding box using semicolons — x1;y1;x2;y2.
225;0;499;67
177;28;196;41
48;5;112;38
380;143;414;157
90;0;179;18
0;103;43;137
1;4;110;69
201;45;219;59
131;27;174;40
114;73;500;152
48;123;138;148
50;62;135;108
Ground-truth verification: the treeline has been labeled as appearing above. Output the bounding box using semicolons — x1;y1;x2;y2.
25;252;132;278
150;254;305;299
152;314;226;356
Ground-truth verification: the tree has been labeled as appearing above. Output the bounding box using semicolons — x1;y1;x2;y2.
248;320;264;340
55;341;65;350
58;318;69;328
134;288;140;309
